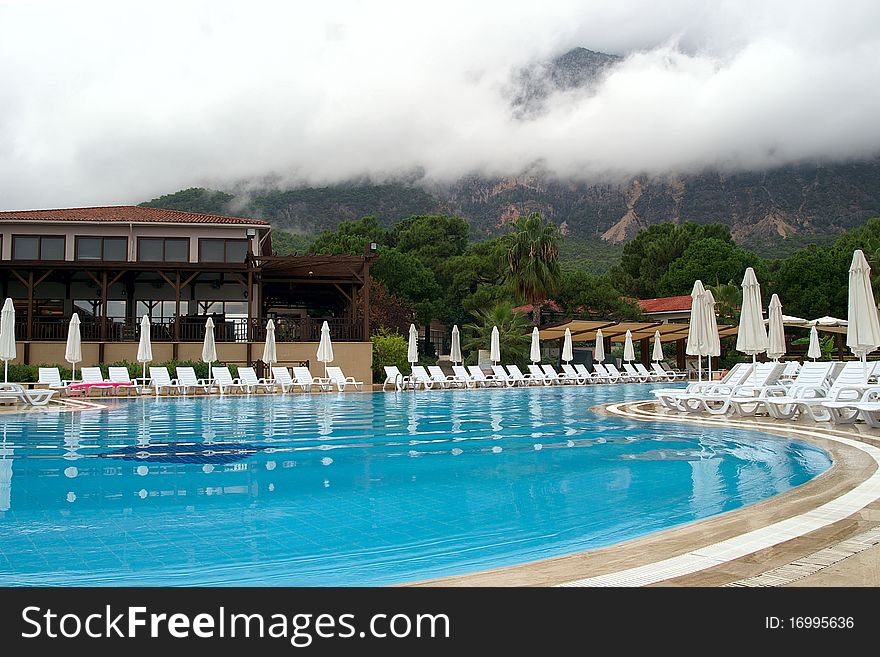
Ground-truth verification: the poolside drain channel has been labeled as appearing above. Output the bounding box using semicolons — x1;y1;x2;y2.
724;526;880;587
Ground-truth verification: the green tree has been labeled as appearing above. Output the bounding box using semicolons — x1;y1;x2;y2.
706;280;741;326
270;229;311;256
554;270;643;320
370;329;410;383
370;248;440;323
658;238;760;296
139;187;234;215
613;222;733;298
437;237;509;325
766;243;849;318
390;214;469;268
462;303;531;365
504;212;561;324
309;215;388;255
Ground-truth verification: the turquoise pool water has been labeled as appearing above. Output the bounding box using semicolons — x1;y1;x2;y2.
0;385;831;586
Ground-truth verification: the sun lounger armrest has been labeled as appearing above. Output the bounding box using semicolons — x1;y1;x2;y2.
831;385;874;401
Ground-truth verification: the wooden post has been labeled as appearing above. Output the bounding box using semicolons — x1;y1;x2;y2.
677;339;686;370
100;271;108;341
640;338;649;366
362;253;372;342
174;271;181;342
26;270;33;341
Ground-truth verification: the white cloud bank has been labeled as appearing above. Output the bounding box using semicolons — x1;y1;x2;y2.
1;0;879;209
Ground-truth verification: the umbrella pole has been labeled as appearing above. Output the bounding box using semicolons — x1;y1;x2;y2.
708;355;712;382
864;354;868;385
698;355;702;382
3;360;6;384
753;355;757;386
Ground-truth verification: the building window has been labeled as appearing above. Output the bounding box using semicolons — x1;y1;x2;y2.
76;236;128;261
199;239;249;263
137;237;189;262
12;235;65;260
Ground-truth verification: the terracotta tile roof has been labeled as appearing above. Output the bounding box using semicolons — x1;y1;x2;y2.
638;295;692;313
0;205;269;226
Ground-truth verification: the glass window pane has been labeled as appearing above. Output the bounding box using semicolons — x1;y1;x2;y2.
76;237;101;260
200;239;225;263
139;238;163;261
224;301;248;315
104;238;127;261
105;300;126;319
41;237;65;260
225;240;248;263
13;236;39;260
165;239;189;262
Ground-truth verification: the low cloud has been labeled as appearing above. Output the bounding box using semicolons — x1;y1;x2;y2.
1;0;879;209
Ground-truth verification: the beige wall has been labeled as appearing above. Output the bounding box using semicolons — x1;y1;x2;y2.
15;341;373;384
0;222;267;261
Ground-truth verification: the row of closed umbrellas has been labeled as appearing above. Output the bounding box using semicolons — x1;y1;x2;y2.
0;312;341;382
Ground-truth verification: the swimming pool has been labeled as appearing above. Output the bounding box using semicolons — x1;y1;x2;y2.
0;385;831;586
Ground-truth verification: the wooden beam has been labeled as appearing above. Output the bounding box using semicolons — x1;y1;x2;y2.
332;283;353;304
174;271;181;343
100;271;108;341
34;269;55;287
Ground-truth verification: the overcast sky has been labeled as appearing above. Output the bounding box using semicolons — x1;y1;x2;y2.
1;0;879;210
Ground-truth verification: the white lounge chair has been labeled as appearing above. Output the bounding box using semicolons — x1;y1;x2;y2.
527;364;553;385
575;363;604;384
38;367;70;391
406;365;436;390
623;363;649;382
326;366;364;391
605;363;637;383
107;366;140;395
431;365;468;388
272;367;297;393
561;364;589;385
635;363;664;382
452;365;478;388
489;365;516;387
652;363;751;410
292;366;331;392
505;364;541;386
540;364;571;384
149;366;183;397
659;362;688;380
814;362;880;423
383;366;404;390
238;366;277;394
593;363;624;383
467;365;504;387
211;366;247;395
853;388;880;427
174;366;218;395
761;361;863;421
739;362;835;419
684;363;785;415
652;363;685;381
0;383;56;406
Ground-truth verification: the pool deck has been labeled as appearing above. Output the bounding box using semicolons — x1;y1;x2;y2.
410;399;880;587
3;387;879;586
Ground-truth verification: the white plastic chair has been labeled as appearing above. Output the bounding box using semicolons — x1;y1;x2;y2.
326;366;363;391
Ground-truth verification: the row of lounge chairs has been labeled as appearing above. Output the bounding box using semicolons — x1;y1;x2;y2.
653;360;880;426
36;365;364;397
383;361;686;390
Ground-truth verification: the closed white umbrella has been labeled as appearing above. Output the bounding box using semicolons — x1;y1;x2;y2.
262;319;278;366
766;293;786;361
407;324;418;364
450;325;462;364
202;317;218;381
0;299;16;383
623;330;635;363
807;324;822;361
562;328;573;364
594;328;605;364
736;267;768;386
652;330;664;362
686;280;708;381
490;326;501;364
846;249;880;383
64;313;82;384
136;314;152;380
704;289;721;381
316;320;334;376
529;326;541;364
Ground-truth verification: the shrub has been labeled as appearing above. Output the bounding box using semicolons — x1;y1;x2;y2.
371;328;410;383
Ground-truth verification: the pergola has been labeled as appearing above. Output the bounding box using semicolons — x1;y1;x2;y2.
538;319;738;367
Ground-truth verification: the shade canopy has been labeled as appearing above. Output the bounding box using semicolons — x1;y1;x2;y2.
530;327;541;363
810;316;849;334
594;328;605;363
202;317;217;363
562;328;573;363
703;289;721;358
449;325;462;364
766;293;786;360
623;330;635;362
262;319;278;365
407;324;419;364
0;299;16;383
807;324;822;360
735;267;768;356
686;280;708;357
652;330;664;361
846;249;880;359
490;326;501;364
539;319;737;343
317;320;334;364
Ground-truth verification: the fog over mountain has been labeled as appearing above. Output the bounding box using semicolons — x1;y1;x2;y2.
1;1;880;211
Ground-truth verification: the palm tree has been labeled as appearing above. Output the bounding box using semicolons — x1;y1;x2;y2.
504;212;561;325
463;303;531;365
707;280;741;326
